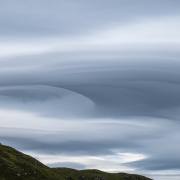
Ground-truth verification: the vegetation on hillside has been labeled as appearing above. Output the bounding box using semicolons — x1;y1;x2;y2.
0;144;152;180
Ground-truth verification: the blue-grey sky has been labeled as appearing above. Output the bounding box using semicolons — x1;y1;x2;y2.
0;1;180;180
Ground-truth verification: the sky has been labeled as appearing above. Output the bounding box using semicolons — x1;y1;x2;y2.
0;0;180;180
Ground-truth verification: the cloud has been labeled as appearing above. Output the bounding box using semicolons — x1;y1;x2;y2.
1;53;180;176
0;1;180;179
1;116;179;172
0;52;180;176
0;15;180;58
0;0;180;36
0;85;95;119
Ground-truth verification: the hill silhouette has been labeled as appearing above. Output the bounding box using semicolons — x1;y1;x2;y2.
0;143;152;180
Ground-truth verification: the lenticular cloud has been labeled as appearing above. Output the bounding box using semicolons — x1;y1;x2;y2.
0;1;180;180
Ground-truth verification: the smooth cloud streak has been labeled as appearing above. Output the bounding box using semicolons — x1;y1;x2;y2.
0;16;180;58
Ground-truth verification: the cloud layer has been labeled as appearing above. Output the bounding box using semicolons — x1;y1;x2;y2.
0;1;180;180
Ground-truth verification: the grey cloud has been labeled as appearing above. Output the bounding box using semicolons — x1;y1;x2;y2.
0;118;168;156
1;116;180;172
0;0;180;36
0;55;180;174
0;0;180;176
128;158;180;171
1;56;180;119
0;85;95;118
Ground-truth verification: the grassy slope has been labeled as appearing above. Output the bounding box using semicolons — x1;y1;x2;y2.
0;144;61;180
0;144;152;180
53;168;152;180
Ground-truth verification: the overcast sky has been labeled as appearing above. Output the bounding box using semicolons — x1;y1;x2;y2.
0;1;180;180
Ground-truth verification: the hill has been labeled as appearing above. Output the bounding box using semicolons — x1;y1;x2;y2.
0;143;152;180
0;143;60;180
53;168;152;180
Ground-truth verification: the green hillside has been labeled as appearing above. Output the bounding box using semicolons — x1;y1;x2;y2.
0;144;152;180
53;168;152;180
0;143;60;180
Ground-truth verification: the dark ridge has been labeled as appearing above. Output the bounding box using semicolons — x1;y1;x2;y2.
0;143;153;180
